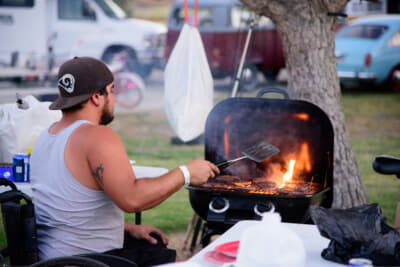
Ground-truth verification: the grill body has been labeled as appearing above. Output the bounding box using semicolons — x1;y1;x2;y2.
187;89;334;239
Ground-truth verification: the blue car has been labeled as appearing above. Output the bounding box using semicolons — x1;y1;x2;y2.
335;15;400;92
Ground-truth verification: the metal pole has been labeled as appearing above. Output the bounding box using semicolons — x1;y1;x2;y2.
230;16;258;97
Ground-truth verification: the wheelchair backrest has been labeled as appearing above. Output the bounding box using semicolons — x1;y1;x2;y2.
0;178;38;265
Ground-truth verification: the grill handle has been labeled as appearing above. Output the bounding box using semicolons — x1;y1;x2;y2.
254;202;275;217
209;198;230;214
256;88;290;99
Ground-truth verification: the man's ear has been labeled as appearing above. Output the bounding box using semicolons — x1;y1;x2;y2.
90;93;101;107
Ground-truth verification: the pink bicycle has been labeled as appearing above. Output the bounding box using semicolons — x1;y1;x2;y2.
108;51;145;109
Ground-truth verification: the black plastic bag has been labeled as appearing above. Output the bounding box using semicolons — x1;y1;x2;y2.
310;204;400;266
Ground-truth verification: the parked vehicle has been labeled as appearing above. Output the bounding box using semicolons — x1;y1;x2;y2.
335;15;400;91
0;0;165;80
164;0;285;91
344;0;400;18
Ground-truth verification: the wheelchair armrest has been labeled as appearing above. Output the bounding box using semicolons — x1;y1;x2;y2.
373;155;400;178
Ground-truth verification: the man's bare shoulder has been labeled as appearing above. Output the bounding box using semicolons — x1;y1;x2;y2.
74;123;122;148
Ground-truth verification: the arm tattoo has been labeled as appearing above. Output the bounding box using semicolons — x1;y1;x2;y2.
93;164;104;186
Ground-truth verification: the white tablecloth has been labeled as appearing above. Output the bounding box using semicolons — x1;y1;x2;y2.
185;220;344;266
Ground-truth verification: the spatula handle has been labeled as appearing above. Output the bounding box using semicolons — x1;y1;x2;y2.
216;156;247;170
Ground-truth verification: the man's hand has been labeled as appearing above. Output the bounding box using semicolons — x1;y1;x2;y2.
185;160;220;186
125;222;168;245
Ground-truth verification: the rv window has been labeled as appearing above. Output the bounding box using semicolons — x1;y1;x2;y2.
231;6;274;29
231;6;253;28
58;0;96;21
0;0;33;7
94;0;126;19
171;7;213;28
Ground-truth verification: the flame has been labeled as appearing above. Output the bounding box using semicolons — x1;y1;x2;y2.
224;129;229;156
224;116;232;156
282;160;296;183
298;142;312;172
293;113;309;121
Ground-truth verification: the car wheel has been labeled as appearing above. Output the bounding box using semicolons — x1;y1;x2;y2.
389;67;400;92
239;64;259;92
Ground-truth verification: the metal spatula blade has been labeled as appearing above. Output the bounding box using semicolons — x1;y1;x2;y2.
216;141;279;170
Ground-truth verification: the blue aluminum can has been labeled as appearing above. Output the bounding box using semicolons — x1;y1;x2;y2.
0;164;13;181
12;154;29;182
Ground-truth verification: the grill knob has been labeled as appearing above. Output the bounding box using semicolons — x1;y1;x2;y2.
254;202;275;216
209;197;229;213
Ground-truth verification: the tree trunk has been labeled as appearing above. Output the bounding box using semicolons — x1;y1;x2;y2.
241;0;368;208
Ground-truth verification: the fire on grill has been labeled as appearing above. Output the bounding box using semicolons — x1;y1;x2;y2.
204;141;325;196
186;89;334;246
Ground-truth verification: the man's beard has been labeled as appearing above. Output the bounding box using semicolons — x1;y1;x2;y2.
100;98;114;125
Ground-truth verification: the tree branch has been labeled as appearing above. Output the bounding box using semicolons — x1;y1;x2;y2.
320;0;350;13
241;0;289;18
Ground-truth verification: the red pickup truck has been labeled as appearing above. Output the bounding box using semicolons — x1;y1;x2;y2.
164;0;285;91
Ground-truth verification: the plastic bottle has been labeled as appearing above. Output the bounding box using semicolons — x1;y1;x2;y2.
236;211;306;267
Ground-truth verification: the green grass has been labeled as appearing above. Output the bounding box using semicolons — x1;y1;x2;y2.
119;90;400;232
342;91;400;225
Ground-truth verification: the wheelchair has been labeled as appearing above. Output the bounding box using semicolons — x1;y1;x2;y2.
0;178;138;267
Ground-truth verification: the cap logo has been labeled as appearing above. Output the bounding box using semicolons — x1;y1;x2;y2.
58;74;75;93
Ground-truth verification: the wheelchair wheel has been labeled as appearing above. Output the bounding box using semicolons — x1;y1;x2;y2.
30;256;109;267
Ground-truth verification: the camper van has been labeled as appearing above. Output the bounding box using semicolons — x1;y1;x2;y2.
0;0;166;80
165;0;285;92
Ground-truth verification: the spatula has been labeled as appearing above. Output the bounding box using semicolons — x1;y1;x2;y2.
216;141;279;170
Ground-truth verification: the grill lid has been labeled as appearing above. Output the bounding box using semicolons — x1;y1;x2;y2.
202;88;334;193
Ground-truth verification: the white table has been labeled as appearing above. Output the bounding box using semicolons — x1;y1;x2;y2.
186;220;344;266
1;165;169;197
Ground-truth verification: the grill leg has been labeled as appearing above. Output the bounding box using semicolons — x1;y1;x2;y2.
182;213;197;251
190;217;203;252
201;228;217;247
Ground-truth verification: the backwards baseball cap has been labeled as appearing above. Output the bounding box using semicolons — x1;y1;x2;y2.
49;56;114;110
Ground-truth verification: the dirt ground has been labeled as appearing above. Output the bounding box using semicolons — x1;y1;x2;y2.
166;228;219;261
167;232;198;261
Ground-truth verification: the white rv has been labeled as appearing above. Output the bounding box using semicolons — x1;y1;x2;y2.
0;0;166;79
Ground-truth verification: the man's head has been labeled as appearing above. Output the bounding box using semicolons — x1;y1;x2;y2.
50;57;114;112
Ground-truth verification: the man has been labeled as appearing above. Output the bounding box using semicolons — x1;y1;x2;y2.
30;57;219;266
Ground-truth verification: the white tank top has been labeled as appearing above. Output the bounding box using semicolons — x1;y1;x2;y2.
30;120;124;260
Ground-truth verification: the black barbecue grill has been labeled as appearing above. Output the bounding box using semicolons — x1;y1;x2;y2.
186;88;334;246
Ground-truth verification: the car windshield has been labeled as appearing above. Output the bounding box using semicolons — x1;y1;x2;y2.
337;24;388;39
94;0;126;19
